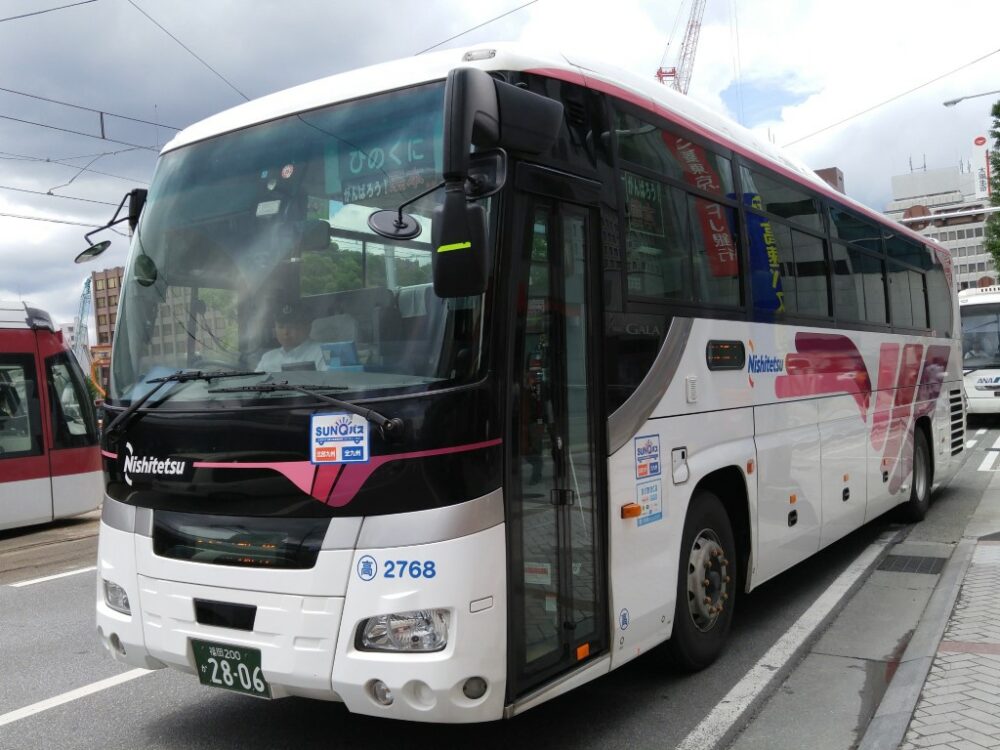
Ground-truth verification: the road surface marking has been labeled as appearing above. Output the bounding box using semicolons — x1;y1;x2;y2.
0;669;151;728
967;440;978;449
675;537;888;750
980;453;999;473
9;566;96;588
977;429;987;436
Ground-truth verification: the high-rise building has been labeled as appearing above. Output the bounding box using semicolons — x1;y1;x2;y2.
91;266;123;391
884;162;991;290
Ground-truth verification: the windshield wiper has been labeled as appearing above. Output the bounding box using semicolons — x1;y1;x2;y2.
104;369;263;444
208;381;404;440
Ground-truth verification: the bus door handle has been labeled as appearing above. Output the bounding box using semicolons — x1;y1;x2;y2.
550;488;576;506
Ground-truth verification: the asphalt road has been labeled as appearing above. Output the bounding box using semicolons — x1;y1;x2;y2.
3;427;989;750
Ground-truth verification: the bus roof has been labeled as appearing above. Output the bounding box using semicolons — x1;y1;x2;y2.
163;41;932;251
959;286;1000;306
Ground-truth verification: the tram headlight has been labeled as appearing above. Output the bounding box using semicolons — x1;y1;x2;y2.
358;609;450;652
103;579;131;615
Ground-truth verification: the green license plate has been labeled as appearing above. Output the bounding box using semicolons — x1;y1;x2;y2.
192;639;271;699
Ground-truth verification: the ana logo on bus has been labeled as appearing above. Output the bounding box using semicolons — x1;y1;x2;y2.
315;416;365;445
747;354;785;374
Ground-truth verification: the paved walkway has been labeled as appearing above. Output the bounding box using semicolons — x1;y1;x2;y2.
901;541;1000;749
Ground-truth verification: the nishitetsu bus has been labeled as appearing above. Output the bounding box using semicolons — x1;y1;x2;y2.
959;285;1000;414
93;43;964;722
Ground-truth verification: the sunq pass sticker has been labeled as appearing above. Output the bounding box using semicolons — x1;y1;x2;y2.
311;412;369;464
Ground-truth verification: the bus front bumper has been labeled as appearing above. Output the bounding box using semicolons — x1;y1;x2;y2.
95;518;508;722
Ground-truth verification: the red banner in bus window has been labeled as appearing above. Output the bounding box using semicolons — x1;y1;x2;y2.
662;135;738;277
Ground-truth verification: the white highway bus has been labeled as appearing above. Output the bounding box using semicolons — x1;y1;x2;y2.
1;302;101;530
93;43;964;722
959;285;1000;414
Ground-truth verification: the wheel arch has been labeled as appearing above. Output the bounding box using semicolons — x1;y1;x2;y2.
691;466;751;595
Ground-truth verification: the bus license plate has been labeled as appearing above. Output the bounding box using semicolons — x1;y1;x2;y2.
192;639;271;699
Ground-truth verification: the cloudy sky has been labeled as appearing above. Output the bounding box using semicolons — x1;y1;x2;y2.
1;0;998;327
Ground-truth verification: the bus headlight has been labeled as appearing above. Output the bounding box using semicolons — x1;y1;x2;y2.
358;609;450;652
103;579;131;615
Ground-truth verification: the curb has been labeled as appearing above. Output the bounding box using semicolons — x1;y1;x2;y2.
678;526;907;750
856;537;976;750
857;466;1000;750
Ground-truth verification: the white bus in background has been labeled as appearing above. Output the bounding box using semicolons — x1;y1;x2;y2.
959;285;1000;414
92;43;964;723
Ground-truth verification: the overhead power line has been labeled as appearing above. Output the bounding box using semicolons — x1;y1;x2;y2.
0;112;159;151
416;0;539;56
125;0;249;102
0;0;96;24
0;211;105;228
784;45;1000;148
0;150;151;185
0;85;181;131
0;184;118;206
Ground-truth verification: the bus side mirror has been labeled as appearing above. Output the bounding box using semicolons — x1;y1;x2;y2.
127;188;147;232
433;67;563;298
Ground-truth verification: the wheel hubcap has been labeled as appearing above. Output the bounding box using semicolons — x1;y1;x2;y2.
686;528;730;632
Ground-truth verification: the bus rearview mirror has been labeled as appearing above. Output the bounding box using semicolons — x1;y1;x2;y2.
432;185;488;298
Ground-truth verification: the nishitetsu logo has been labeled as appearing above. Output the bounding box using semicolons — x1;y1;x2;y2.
122;442;188;487
747;354;785;374
315;415;365;446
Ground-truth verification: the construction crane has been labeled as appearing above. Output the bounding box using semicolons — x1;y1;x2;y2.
656;0;708;94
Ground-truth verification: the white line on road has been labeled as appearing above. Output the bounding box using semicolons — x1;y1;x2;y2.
980;453;999;473
0;669;151;728
992;434;1000;450
674;537;889;750
968;440;978;449
9;566;96;588
978;429;987;436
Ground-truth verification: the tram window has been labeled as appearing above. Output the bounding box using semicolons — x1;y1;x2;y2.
615;111;735;197
46;354;97;449
0;357;42;459
741;166;821;232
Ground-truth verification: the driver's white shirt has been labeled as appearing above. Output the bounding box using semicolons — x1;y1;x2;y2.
256;339;326;372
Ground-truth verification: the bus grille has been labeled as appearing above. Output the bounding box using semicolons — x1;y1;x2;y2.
950;390;965;456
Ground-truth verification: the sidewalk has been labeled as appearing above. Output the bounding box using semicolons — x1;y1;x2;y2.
861;471;1000;750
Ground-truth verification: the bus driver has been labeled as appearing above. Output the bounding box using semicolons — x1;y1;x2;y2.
256;303;326;372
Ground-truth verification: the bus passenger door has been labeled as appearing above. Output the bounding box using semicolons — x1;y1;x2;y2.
0;350;51;530
507;181;607;698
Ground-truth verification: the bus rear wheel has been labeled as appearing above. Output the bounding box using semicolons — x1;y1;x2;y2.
666;489;737;672
898;427;932;522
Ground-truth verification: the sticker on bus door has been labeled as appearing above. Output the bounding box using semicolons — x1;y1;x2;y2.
311;412;369;463
634;434;661;479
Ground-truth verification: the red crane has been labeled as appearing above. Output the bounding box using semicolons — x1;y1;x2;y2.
656;0;707;94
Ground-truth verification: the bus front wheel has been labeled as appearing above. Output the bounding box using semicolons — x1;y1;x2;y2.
666;490;737;672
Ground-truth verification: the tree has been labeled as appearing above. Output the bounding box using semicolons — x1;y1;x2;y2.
986;101;1000;271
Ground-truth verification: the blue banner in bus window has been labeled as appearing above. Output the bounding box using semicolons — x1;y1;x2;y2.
744;193;785;319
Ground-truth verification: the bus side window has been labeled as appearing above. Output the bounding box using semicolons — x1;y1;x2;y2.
0;356;43;458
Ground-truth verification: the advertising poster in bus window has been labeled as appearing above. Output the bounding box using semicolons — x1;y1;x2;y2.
745;193;785;317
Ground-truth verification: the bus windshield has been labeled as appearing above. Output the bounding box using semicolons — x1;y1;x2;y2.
961;302;1000;368
110;81;489;405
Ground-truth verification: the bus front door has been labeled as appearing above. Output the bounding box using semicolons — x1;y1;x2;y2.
507;181;607;698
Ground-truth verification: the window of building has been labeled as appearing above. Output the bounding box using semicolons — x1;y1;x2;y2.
107;277;117;289
958;229;967;240
95;278;105;290
976;227;984;237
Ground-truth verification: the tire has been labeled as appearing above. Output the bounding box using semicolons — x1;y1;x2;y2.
898;427;932;522
666;489;737;672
